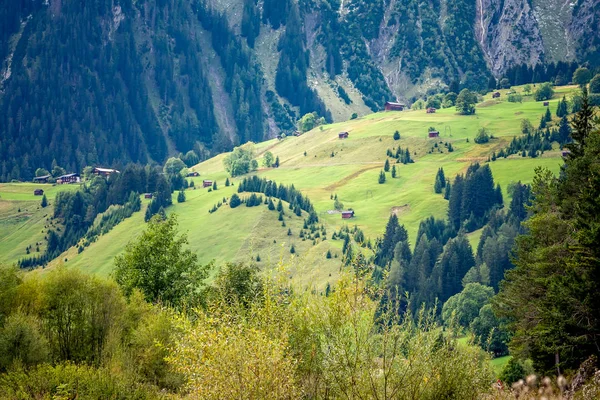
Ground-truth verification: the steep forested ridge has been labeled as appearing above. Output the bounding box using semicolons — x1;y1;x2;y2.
1;0;597;181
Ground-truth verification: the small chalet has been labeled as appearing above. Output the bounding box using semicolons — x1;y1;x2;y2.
339;132;349;139
428;131;440;138
426;107;436;113
93;167;120;177
187;171;200;177
144;193;153;199
543;101;550;106
203;180;213;188
33;175;50;183
341;210;355;219
57;173;80;184
384;102;405;111
492;92;501;99
34;189;44;196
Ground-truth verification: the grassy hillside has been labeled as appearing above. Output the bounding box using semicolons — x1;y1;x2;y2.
0;85;574;288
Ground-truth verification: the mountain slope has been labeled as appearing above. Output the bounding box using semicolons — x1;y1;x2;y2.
0;0;595;182
0;86;574;286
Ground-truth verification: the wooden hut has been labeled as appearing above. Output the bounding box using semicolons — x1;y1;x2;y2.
187;171;200;177
93;167;119;177
492;92;501;99
34;189;44;196
33;175;50;183
338;132;349;139
543;101;549;106
144;193;153;199
203;180;213;188
428;131;440;138
426;107;436;113
341;210;355;219
384;102;405;111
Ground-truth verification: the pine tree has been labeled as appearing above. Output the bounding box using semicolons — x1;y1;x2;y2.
393;130;400;140
277;200;283;212
384;159;390;172
444;181;452;200
40;194;48;208
290;244;296;254
378;170;386;184
558;115;572;145
567;88;595;157
391;165;397;178
287;228;292;236
213;181;218;190
177;190;186;203
225;178;230;187
274;156;280;168
556;96;568;117
326;250;332;259
544;107;552;123
434;168;446;194
268;198;275;210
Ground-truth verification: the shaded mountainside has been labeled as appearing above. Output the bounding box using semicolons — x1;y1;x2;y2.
0;0;597;181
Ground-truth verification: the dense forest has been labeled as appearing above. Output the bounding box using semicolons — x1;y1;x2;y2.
2;0;599;181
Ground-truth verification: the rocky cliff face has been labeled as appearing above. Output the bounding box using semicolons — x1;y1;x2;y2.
476;0;546;76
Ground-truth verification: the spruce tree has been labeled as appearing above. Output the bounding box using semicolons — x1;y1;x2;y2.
378;170;386;184
391;165;397;178
212;181;217;190
393;130;400;140
177;190;186;203
384;159;390;172
277;200;283;212
290;244;295;254
567;88;595;157
40;194;48;208
544;107;552;123
225;178;230;187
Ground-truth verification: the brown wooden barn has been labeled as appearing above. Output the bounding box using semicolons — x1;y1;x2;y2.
203;180;213;188
492;92;501;98
428;131;440;138
426;107;436;113
144;193;153;199
384;102;405;111
34;189;44;196
187;171;200;177
543;101;549;106
339;132;349;139
341;210;355;219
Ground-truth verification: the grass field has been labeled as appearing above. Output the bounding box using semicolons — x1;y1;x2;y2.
0;85;574;285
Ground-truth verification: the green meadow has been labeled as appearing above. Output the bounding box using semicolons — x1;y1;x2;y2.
0;85;573;287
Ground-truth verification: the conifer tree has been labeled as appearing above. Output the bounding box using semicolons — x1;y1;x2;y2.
40;194;48;208
393;131;400;140
384;159;390;172
544;107;552;123
391;165;397;178
225;178;230;187
213;181;217;190
177;190;186;203
378;170;386;184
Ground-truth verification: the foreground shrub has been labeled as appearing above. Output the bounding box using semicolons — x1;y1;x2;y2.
0;363;165;399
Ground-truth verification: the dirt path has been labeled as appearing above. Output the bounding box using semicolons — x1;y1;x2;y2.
324;165;381;191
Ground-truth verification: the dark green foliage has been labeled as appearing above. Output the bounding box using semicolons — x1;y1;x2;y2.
544;107;552;123
456;89;477;115
196;2;264;144
384;159;390;172
275;3;330;120
556;96;569;117
470;304;510;357
337;86;352;104
499;358;526;385
214;263;263;308
374;214;408;267
590;74;600;94
177;190;186;203
393;131;400;140
229;194;241;208
434;168;446;194
474;128;490;144
534;82;554;101
225;178;230;187
40;194;48;208
326;250;332;259
391;165;397;178
447;164;502;232
572;67;592;86
241;0;260;48
378;170;386;184
290;244;295;254
495;101;600;373
114;214;209;308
